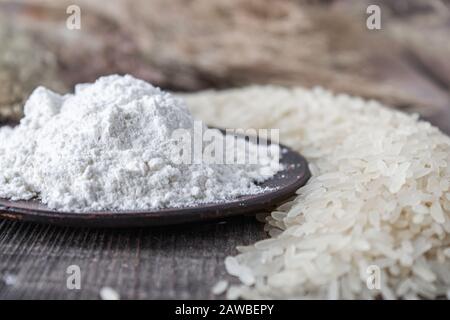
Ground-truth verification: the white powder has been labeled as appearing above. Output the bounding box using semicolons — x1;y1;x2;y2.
99;287;120;300
0;75;281;212
2;274;18;286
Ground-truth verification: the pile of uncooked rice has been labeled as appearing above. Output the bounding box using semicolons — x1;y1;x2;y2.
181;86;450;300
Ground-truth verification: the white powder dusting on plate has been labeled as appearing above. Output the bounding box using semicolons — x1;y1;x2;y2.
0;75;281;212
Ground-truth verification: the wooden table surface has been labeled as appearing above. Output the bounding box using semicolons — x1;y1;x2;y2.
0;215;266;299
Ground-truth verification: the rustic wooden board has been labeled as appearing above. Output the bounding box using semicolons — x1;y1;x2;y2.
1;0;450;123
0;216;265;299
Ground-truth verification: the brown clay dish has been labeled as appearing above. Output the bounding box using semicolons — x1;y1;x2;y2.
0;132;310;228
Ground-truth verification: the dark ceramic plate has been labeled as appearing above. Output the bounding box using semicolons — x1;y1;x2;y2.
0;135;310;228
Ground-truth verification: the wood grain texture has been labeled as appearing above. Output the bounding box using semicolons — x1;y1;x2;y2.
0;216;265;299
1;0;450;122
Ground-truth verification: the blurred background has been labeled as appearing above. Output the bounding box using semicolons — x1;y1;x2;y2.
0;0;449;132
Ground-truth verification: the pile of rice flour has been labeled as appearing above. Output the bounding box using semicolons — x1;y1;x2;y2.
0;75;281;212
182;86;450;300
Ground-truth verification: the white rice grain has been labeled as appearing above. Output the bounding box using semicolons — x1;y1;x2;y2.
182;85;450;300
100;287;120;300
212;280;229;295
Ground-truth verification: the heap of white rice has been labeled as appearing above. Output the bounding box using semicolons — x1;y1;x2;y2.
181;86;450;300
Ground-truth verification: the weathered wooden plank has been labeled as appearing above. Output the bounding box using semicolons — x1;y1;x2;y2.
0;216;265;299
1;0;450;123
